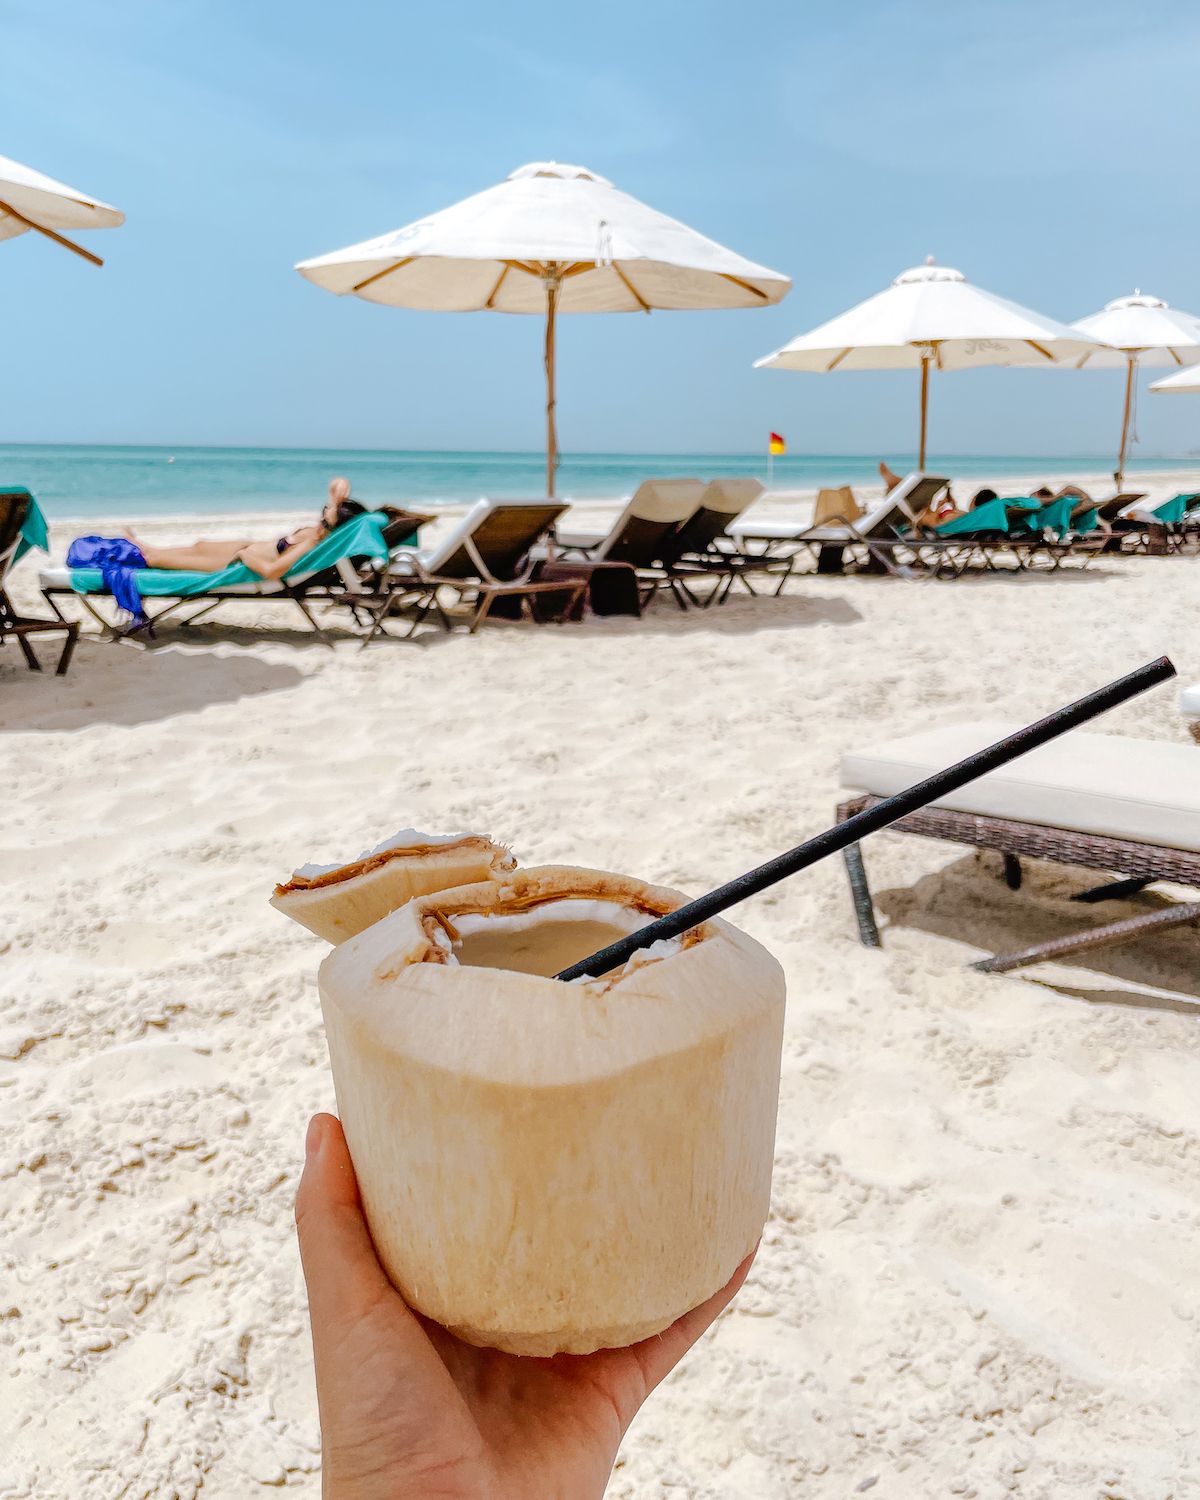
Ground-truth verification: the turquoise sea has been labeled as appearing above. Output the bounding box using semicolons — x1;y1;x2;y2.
4;444;1197;521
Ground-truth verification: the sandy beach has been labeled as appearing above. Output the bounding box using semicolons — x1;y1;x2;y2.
4;469;1200;1498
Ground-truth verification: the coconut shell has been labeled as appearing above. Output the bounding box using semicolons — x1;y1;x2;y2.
271;833;515;944
318;865;786;1355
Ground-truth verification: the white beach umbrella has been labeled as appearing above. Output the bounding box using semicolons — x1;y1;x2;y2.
1149;363;1200;394
754;259;1103;468
296;162;790;494
0;152;124;266
1069;292;1200;486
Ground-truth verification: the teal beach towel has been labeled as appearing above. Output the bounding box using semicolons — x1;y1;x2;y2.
9;488;50;564
68;509;392;598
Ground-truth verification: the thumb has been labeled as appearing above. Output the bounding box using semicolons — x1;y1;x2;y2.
295;1112;398;1332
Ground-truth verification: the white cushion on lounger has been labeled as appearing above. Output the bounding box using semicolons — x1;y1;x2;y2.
841;721;1200;853
1179;685;1200;720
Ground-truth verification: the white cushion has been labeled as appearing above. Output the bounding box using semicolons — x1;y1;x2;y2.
840;720;1200;853
1179;685;1200;719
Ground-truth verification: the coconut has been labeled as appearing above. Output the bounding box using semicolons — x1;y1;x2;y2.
271;830;515;943
317;864;786;1356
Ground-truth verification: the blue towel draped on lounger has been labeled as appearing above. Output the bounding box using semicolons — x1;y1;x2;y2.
65;511;393;624
66;536;149;620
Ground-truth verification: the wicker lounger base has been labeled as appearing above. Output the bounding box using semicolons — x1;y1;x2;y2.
835;793;1200;974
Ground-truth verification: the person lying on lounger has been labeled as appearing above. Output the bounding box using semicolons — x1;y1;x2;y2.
119;477;365;581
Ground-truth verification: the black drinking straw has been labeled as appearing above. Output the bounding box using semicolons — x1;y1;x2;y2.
556;656;1176;982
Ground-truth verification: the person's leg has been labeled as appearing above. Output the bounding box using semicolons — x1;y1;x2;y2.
135;538;251;571
878;461;902;492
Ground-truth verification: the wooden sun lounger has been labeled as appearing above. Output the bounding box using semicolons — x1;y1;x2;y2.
0;488;78;674
732;472;951;577
357;500;582;640
836;721;1200;974
40;508;434;647
644;479;794;608
555;479;721;607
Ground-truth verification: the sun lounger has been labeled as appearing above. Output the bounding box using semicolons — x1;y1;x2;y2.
640;478;793;607
40;508;425;645
1;487;78;674
555;478;706;558
1106;492;1200;554
836;720;1200;973
733;472;951;576
363;498;580;638
917;495;1083;574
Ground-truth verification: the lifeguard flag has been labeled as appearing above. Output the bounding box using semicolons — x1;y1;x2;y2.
768;431;786;455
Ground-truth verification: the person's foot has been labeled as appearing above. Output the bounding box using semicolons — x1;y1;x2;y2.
120;526;140;545
878;461;902;493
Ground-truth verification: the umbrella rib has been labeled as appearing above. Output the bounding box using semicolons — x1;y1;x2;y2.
612;262;651;312
826;348;851;372
484;263;511;308
352;256;415;294
0;197;103;266
1026;339;1054;361
719;272;769;301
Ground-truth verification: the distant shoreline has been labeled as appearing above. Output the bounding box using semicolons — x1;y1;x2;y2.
9;442;1200;522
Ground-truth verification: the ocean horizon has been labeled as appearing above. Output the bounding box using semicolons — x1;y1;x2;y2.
5;442;1199;520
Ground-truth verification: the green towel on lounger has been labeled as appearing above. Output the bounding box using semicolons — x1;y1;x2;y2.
1148;492;1200;526
934;496;1040;537
67;509;392;598
9;488;49;564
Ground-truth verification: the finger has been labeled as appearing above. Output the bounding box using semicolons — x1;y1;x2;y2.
627;1245;758;1394
295;1113;402;1332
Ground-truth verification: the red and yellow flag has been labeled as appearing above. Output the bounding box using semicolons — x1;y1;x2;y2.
768;431;786;456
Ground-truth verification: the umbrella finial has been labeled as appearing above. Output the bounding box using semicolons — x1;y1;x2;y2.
925;254;935;266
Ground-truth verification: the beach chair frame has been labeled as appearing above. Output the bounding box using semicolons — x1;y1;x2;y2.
733;473;950;578
646;479;795;608
836;792;1200;973
40;508;435;648
355;501;582;642
0;489;79;674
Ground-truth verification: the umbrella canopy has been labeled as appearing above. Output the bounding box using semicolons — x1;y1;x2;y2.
0;152;124;267
296;161;790;493
754;259;1103;467
1149;363;1200;394
1069;292;1200;486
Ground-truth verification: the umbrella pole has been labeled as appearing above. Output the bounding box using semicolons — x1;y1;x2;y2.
918;353;930;469
1116;354;1135;489
544;276;559;498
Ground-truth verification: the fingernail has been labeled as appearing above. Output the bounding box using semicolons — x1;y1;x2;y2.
305;1115;324;1159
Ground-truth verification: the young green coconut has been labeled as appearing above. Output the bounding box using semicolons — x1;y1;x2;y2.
315;863;786;1356
271;830;515;943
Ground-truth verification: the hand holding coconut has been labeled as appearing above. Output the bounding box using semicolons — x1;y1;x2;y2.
281;666;1173;1493
297;1110;754;1500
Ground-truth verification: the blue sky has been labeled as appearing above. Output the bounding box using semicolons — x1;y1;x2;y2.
6;0;1200;459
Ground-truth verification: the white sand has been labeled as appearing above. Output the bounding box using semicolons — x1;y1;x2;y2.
3;469;1200;1497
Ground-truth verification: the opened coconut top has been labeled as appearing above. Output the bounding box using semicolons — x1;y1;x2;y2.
276;829;512;894
413;868;707;981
